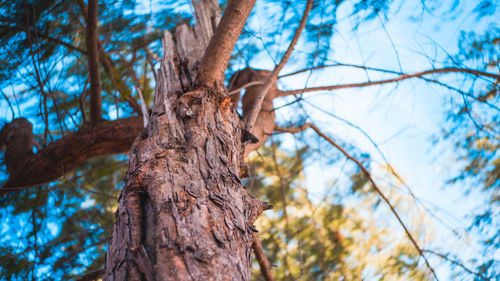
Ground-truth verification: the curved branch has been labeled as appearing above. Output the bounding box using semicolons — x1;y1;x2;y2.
245;0;314;131
276;67;500;97
275;123;440;281
196;0;257;87
1;116;143;192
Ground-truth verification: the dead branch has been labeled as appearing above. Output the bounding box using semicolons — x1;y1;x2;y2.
252;233;276;281
85;0;102;123
275;123;440;281
276;67;500;97
196;0;257;87
245;0;314;131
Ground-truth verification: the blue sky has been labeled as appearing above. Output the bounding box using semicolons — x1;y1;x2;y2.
241;0;498;278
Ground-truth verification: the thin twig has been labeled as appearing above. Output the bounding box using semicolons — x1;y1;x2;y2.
245;0;314;131
280;63;498;81
275;123;440;281
228;81;264;97
280;62;500;108
422;249;489;281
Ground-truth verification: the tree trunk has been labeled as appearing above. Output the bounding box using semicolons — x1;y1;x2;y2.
103;1;266;280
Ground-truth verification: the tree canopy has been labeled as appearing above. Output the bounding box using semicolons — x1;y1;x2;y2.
0;0;498;280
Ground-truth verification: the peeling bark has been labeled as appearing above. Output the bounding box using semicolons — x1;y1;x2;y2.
104;2;266;280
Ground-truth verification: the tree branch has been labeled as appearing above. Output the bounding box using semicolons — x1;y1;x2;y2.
85;0;102;123
252;233;276;281
275;123;440;281
276;67;500;97
245;0;314;131
422;249;489;281
196;0;257;87
1;116;143;192
228;81;264;97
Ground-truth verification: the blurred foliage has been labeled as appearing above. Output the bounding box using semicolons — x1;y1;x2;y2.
246;144;430;281
443;22;500;280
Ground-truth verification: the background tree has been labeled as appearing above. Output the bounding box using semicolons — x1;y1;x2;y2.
0;0;498;280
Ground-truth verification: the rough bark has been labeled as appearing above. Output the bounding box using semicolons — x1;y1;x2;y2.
104;2;267;280
1;116;142;190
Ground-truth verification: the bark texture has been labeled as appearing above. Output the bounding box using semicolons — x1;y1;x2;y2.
104;2;266;280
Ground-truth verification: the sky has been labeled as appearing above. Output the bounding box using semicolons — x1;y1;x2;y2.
242;0;499;278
